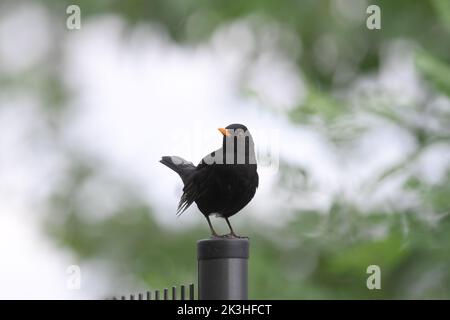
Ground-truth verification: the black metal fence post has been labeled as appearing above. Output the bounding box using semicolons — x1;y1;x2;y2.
197;238;249;300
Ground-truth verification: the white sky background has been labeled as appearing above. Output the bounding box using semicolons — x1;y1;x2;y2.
0;3;449;299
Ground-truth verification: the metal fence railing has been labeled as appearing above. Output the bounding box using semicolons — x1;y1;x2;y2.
110;283;195;300
109;237;249;300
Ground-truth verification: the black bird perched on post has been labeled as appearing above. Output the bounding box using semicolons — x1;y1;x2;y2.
160;124;258;238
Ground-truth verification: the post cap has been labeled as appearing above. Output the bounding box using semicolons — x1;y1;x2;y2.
197;238;249;260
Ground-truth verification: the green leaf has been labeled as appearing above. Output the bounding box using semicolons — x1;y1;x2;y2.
289;85;347;124
323;234;407;277
432;0;450;32
415;51;450;97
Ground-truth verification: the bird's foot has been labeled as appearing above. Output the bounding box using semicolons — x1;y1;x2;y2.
223;233;249;239
210;233;249;239
210;233;229;239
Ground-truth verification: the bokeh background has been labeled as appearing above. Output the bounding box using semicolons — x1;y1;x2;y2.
1;0;450;299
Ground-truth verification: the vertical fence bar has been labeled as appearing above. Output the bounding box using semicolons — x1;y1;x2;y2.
163;288;168;300
189;283;195;300
155;290;160;300
197;238;249;300
172;286;177;300
146;291;151;300
180;285;186;300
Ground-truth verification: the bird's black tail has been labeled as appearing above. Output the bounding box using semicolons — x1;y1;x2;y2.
159;156;196;184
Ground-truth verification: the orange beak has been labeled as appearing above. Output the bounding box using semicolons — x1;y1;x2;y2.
218;128;230;137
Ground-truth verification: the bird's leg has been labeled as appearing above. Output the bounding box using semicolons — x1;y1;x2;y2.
225;218;236;236
225;218;248;239
206;215;221;238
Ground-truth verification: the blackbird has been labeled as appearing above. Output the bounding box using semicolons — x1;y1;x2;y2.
160;124;258;238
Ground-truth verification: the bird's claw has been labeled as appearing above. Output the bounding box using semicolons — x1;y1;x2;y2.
210;234;228;239
233;235;249;239
211;233;249;239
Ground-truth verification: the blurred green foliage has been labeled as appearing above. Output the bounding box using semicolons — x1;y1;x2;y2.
4;0;449;298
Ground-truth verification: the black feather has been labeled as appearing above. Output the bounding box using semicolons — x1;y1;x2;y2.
159;124;258;236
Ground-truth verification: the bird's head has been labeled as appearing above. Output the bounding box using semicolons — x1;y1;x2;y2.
217;124;256;165
218;123;249;139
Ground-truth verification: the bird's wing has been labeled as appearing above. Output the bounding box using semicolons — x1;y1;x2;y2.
176;163;212;216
